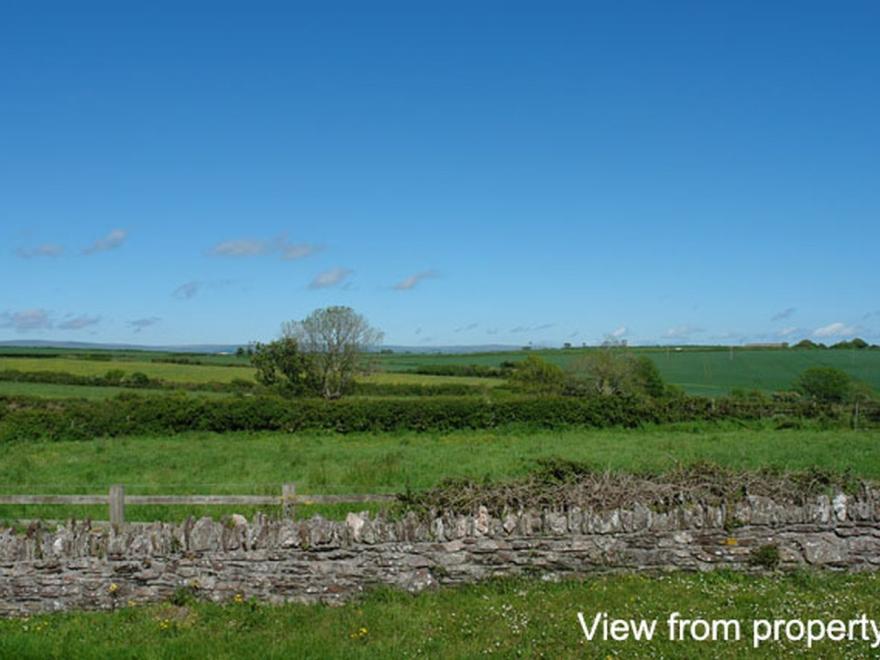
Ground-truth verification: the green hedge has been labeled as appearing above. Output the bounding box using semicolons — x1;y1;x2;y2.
0;393;870;442
350;382;488;397
411;365;512;378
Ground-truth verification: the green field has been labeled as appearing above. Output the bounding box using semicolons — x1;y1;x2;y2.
376;347;880;396
1;347;878;397
2;426;877;523
4;572;880;658
0;381;234;400
0;356;254;384
0;357;503;389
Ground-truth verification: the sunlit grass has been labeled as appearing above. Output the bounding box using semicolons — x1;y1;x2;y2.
2;426;878;522
3;572;880;658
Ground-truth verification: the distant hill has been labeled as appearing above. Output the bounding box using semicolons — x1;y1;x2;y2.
0;340;241;354
380;344;523;354
0;339;524;355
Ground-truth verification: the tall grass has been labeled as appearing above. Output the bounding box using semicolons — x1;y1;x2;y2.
1;426;877;522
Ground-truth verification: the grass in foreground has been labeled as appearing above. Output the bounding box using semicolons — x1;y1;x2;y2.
3;572;880;658
1;426;878;522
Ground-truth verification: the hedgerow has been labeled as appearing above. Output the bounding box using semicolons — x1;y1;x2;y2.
0;393;872;442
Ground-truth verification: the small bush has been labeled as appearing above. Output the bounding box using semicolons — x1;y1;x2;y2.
795;367;852;403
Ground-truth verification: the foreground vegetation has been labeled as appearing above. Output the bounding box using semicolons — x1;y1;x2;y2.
3;572;880;658
2;426;878;522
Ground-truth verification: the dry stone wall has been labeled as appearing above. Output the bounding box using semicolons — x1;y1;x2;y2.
3;491;880;616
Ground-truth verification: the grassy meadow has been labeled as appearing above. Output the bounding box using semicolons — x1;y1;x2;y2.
2;426;877;523
4;572;880;658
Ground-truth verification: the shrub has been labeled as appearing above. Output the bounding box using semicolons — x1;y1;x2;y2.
250;338;317;396
104;369;126;384
124;372;151;387
508;356;566;395
565;350;666;399
795;367;852;403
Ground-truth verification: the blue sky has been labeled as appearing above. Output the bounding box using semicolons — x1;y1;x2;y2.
1;1;878;347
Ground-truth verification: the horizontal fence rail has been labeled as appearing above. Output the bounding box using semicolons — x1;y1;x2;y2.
0;484;396;525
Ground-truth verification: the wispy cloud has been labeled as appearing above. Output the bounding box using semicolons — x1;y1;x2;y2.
58;315;101;330
609;325;627;338
664;324;705;339
777;326;801;338
813;321;857;338
771;307;796;322
280;242;322;261
511;323;555;334
454;322;478;333
0;308;52;332
309;267;352;289
393;270;438;291
209;239;270;257
209;236;322;261
16;244;64;259
83;229;127;255
173;281;202;299
129;317;161;333
172;279;234;300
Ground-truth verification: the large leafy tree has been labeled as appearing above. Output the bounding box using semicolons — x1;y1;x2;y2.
282;306;383;399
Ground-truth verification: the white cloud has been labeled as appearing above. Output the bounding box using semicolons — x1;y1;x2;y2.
777;326;800;337
0;308;52;332
454;322;478;333
813;322;857;338
393;270;438;291
309;267;352;289
16;244;64;258
83;229;127;255
58;315;101;330
610;325;628;338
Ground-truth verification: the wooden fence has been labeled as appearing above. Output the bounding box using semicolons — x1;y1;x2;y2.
0;484;396;525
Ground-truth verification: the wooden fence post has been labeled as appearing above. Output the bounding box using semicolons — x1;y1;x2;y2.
282;483;296;520
109;484;125;527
